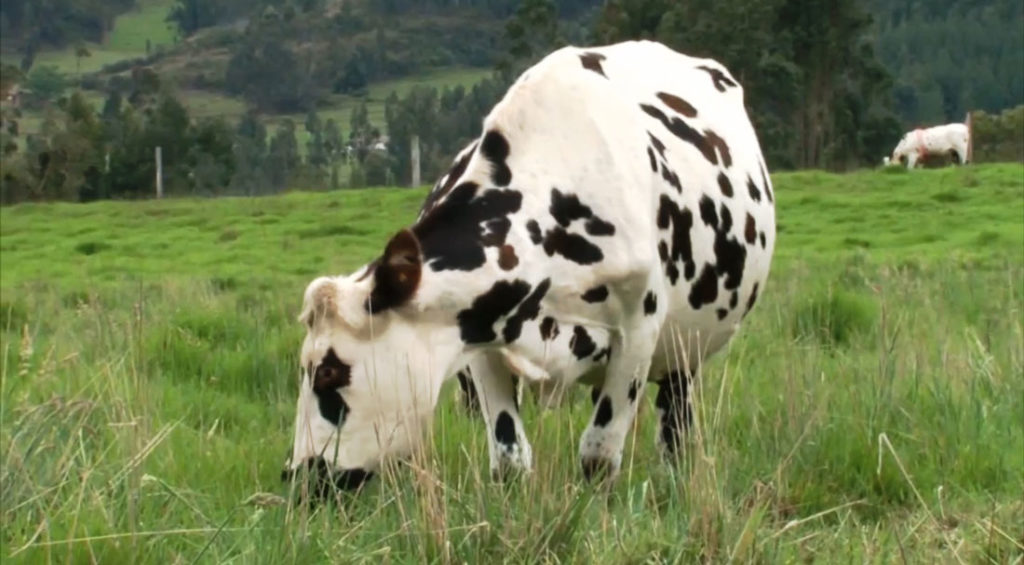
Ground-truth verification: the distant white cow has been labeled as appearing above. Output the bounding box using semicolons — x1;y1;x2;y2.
890;123;970;169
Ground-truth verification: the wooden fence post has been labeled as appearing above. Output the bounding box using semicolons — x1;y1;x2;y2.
155;146;163;198
965;111;974;165
411;134;421;188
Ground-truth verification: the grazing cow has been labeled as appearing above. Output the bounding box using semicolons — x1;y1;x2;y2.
282;40;776;495
890;123;970;169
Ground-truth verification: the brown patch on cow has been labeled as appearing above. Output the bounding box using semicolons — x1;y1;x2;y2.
657;92;697;118
745;213;757;244
498;244;519;271
648;133;666;159
696;65;738;92
579;52;607;77
718;172;734;197
744;282;760;318
705;131;732;168
367;229;422;314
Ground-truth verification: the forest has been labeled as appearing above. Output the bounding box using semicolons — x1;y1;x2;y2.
0;0;1021;202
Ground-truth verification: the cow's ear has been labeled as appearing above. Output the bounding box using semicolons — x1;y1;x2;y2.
366;229;422;314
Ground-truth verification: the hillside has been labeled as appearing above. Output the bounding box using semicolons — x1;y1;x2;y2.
1;164;1021;563
867;0;1023;124
1;0;1022;206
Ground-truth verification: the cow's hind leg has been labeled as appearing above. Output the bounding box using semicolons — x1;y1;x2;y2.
468;353;532;480
578;317;659;482
456;367;481;415
654;368;694;461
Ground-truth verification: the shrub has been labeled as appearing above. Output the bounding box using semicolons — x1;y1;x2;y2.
793;288;878;347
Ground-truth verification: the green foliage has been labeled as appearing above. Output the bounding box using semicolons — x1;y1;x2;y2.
498;0;562;78
794;287;878;346
868;0;1024;126
972;105;1024;163
24;65;67;102
595;0;902;170
166;0;223;36
0;0;135;50
266;119;300;190
225;27;315;113
384;74;509;186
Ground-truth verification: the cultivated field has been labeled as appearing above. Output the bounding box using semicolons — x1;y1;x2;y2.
1;164;1022;563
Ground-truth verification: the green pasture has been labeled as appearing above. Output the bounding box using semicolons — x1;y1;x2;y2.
1;164;1022;563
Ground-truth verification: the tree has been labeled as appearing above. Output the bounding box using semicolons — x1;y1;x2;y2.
334;48;370;95
266;119;300;190
25;65;66;103
348;102;378;162
384;86;437;185
73;43;91;77
322;118;343;162
230;110;269;195
593;0;899;170
189;117;235;194
498;0;562;79
305;110;327;169
225;24;315;112
167;0;222;36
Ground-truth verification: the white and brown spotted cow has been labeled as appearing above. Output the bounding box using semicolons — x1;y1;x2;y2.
890;122;970;169
283;40;776;495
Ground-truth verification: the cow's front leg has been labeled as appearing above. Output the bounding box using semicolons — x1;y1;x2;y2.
578;320;658;482
468;353;532;480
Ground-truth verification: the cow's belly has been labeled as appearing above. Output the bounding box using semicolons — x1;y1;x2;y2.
649;240;773;380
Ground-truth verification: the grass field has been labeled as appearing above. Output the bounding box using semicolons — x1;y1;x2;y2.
1;0;178;76
1;164;1022;563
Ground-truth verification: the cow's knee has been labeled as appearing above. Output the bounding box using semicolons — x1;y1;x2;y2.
655;369;693;460
469;356;532;480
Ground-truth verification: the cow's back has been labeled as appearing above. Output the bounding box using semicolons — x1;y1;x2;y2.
423;40;776;382
491;41;778;375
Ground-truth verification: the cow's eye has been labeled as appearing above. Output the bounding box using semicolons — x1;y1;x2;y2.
311;349;352;392
314;364;337;386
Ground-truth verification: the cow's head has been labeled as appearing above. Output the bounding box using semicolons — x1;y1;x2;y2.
890;136;911;167
282;229;464;497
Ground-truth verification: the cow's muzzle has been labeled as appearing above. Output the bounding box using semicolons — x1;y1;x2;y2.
281;457;374;501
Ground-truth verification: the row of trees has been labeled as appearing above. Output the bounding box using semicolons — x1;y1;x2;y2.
0;66;396;204
0;0;135;54
375;0;1022;183
216;2;503;113
868;0;1022;126
2;0;1021;204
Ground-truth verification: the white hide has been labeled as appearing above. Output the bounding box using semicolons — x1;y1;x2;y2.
286;40;776;480
890;123;970;169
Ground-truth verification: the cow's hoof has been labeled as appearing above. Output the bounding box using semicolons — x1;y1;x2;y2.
490;463;530;484
580;456;616;483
